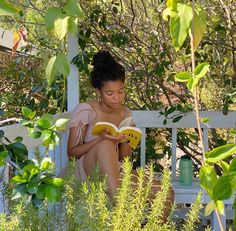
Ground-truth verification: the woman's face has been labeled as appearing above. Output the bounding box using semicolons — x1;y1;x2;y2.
99;80;125;109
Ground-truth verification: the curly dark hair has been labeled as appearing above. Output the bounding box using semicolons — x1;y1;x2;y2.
90;51;125;89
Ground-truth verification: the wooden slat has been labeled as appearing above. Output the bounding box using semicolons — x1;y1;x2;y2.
140;128;146;167
171;128;177;180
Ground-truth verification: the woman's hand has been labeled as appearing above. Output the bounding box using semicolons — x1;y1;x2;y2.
100;129;126;144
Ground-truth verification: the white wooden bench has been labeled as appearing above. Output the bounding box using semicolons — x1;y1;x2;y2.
1;110;236;230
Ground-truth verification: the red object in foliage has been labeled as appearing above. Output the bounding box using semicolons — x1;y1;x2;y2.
12;28;27;54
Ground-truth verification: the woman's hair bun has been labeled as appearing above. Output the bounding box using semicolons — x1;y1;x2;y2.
91;50;116;70
90;50;125;89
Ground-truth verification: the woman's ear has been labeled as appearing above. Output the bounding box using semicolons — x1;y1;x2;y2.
95;88;101;96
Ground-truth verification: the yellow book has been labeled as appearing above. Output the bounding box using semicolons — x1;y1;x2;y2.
92;117;142;149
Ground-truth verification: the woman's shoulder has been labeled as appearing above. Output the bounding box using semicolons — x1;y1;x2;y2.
73;102;94;112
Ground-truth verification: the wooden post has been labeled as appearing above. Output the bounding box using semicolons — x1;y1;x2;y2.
67;33;79;111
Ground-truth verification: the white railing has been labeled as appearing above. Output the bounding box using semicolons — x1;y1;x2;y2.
1;110;236;230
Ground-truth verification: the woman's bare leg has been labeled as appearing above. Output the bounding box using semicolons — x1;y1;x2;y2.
83;140;120;197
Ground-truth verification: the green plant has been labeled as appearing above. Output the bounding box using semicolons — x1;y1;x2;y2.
0;106;69;208
0;159;203;230
163;0;236;230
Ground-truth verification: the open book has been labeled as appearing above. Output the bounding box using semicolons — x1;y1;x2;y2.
92;117;142;149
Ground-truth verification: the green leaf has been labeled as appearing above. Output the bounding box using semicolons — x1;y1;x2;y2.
46;56;57;86
175;72;192;82
36;184;46;200
212;172;236;201
68;17;78;35
170;3;193;51
11;175;28;183
41;114;54;124
14;136;23;143
12;184;27;200
50;178;64;187
218;160;229;173
29;131;42;139
41;130;52;147
36;118;51;129
26;182;38;194
205;144;236;163
204;200;215;216
191;6;206;50
229;157;236;172
215;200;225;215
54;15;70;40
0;0;20;16
194;62;210;79
200;117;209;123
0;150;8;158
40;157;53;170
9;142;28;159
54;53;70;78
23;164;40;179
64;0;84;18
46;54;70;85
22;107;32;118
199;164;218;198
45;7;61;31
162;7;173;21
172;116;183;123
45;185;61;203
55;118;69;131
187;77;197;92
0;150;8;166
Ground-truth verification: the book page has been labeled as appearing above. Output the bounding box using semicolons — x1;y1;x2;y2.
118;116;133;130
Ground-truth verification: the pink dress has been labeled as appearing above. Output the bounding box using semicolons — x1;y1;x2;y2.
68;103;133;181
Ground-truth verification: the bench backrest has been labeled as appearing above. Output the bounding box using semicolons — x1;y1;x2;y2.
1;111;236;178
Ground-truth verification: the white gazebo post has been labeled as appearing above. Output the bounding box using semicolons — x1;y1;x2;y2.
67;33;79;111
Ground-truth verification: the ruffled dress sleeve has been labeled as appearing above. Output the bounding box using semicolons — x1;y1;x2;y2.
69;103;95;145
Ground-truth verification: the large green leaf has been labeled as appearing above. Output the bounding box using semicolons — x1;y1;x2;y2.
55;118;69;131
205;144;236;163
12;184;27;200
191;5;206;50
0;0;20;16
46;54;70;85
64;0;84;18
54;53;70;78
46;56;57;86
212;172;236;201
36;184;46;200
194;62;210;79
54;15;70;40
23;164;40;179
68;17;78;35
26;182;38;194
199;164;218;198
170;3;193;51
9;142;28;160
45;185;61;203
45;7;61;31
